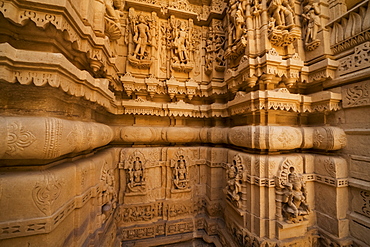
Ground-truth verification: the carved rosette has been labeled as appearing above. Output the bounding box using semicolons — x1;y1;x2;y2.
124;151;146;193
275;159;309;223
170;149;190;190
224;154;244;208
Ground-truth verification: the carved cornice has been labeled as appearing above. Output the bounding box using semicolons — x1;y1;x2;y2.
0;0;121;85
0;43;117;113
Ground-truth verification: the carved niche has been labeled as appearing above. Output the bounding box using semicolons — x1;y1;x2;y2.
167;16;195;72
275;159;310;223
224;154;244;208
125;8;159;69
170;149;191;191
100;163;117;223
123;150;146;194
205;21;226;75
267;0;301;46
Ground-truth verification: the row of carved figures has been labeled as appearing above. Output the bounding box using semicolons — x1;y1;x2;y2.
92;0;324;74
118;150;309;224
119;150;190;193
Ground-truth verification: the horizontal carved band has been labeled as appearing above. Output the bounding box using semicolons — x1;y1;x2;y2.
115;125;346;151
0;116;113;159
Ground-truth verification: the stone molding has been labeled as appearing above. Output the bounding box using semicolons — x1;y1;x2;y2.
0;116;346;160
0;0;121;87
327;0;370;54
116;125;346;151
0;43;117;113
0;116;113;160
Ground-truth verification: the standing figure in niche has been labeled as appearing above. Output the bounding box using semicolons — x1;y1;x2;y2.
174;155;189;189
133;14;151;59
173;22;189;63
133;157;143;183
302;0;321;44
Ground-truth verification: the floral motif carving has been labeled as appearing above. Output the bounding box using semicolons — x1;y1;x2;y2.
6;121;36;155
343;81;370;108
324;158;336;177
32;172;63;215
225;154;243;208
313;129;324;148
339;42;370;75
360;191;370;216
276;160;309;223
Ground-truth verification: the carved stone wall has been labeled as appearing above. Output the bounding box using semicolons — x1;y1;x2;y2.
0;0;370;246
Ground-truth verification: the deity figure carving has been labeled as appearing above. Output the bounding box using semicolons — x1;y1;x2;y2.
276;160;310;223
214;35;226;71
302;0;322;51
173;155;189;190
267;0;301;46
167;17;194;72
225;155;243;207
225;0;249;60
173;22;189;63
124;151;146;193
126;8;154;68
205;33;214;75
100;165;117;223
133;14;151;59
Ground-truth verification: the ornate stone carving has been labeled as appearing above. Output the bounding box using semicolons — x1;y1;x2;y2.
342;81;370;108
329;1;370;54
100;163;117;223
267;0;300;46
338;42;370;76
360;190;370;216
276;160;309;223
104;0;123;41
32;172;63;215
225;154;243;207
302;0;322;51
171;149;190;190
167;17;195;72
6;121;36;155
119;202;162;222
124;151;146;193
126;8;154;68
